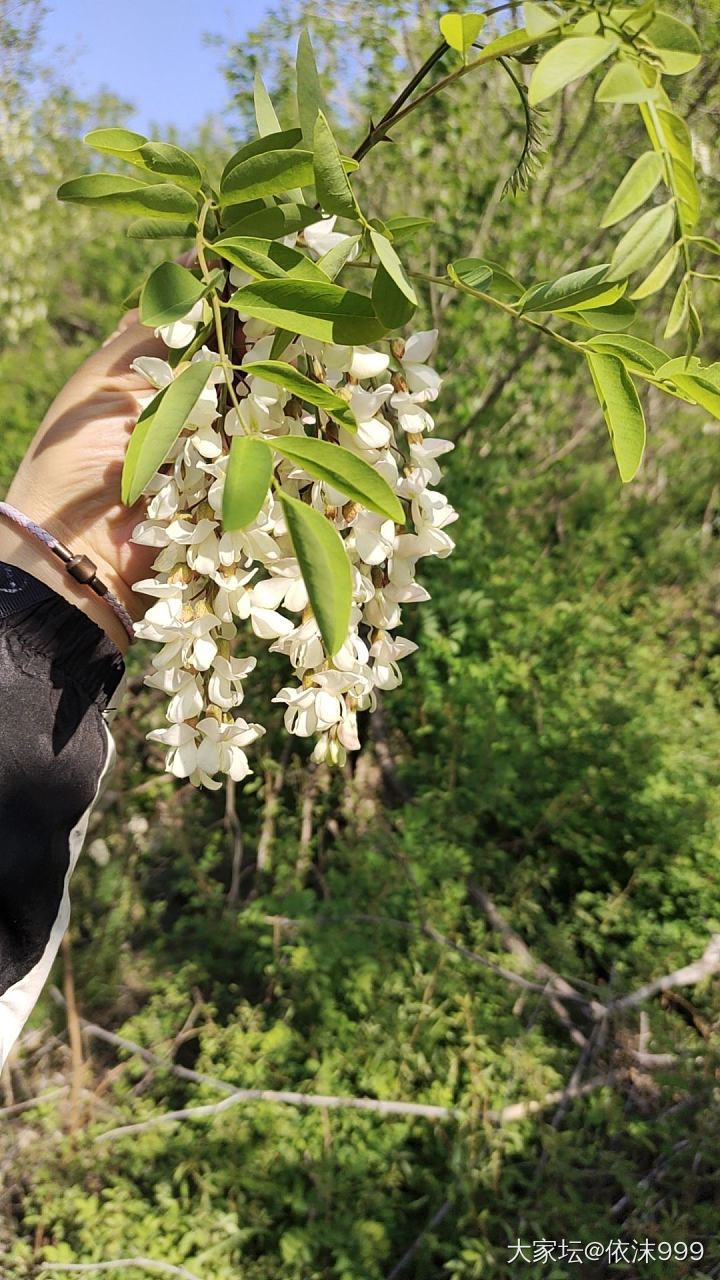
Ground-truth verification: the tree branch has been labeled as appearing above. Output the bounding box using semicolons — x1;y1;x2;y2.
40;1260;202;1280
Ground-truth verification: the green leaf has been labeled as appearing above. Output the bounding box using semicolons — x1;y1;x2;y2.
138;263;224;329
83;130;202;191
222;436;274;531
608;201;675;280
318;235;362;281
132;142;203;191
221;129;303;187
297;29;326;143
57;174;198;220
84;127;147;153
126;218;195;240
372;264;417;330
211;236;329;283
518;264;621;314
241;360;358;432
229;278;385;344
273;436;403;521
600;152;664;228
523;2;560;38
595;61;658;105
221;203;319;240
480;27;534;60
584;334;667;374
563;298;636;331
655;357;720;419
370;231;417;304
270;329;295;360
671;157;701;233
220;149;358;206
219;149;315;203
279;494;352;655
439;12;486;59
586;351;646;482
384;215;435;246
529;37;617;107
313;111;361;220
254;70;282;136
140;262;206;327
636;10;701;75
121;361;216;505
448;260;493;291
663;278;689;339
629;242;680;299
451;257;522;298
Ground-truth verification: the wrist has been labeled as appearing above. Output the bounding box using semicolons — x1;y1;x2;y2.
0;517;133;654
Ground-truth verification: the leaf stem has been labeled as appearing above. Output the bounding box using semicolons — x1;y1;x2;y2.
196;199;243;417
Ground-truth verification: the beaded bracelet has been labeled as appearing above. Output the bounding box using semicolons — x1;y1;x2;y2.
0;501;135;643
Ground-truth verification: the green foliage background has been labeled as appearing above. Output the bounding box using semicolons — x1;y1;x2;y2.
1;2;719;1277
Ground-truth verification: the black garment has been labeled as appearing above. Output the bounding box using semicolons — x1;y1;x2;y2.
0;562;124;1068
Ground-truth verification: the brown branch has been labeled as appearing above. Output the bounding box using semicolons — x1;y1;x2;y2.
224;776;243;905
256;741;291;873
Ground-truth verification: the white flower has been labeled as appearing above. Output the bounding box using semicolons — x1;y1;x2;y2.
156;299;204;349
303;216;360;260
195;716;265;781
207;653;256;710
402;329;442;400
346;346;390;380
370;633;418;690
353;513;397;566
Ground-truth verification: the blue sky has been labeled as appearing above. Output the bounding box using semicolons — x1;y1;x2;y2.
39;0;275;134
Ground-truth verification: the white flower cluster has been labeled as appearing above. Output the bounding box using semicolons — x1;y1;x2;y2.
130;220;457;789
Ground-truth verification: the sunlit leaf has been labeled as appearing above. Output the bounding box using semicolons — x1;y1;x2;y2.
273;436;404;521
608;201;675;279
313;111;362;220
222;436;274;530
586;351;646;482
595;61;658;105
519;265;622;313
600;152;664;228
57;174;198;219
584;333;667;374
439;12;486;59
279;494;352;655
211;236;329;283
370;231;417;304
629;242;680;299
229;278;385;344
529;37;617;107
297;29;326;142
242;360;358;432
221;129;303;187
121;361;216;505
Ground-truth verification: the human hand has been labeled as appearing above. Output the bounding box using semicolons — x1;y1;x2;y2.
2;310;169;646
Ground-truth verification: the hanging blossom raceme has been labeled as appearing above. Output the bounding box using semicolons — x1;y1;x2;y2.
128;226;457;789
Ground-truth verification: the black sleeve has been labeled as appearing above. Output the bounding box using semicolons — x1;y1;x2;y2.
0;562;125;1070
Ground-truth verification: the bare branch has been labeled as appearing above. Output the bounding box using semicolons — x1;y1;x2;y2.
612;935;720;1012
40;1259;201;1280
94;1076;613;1145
